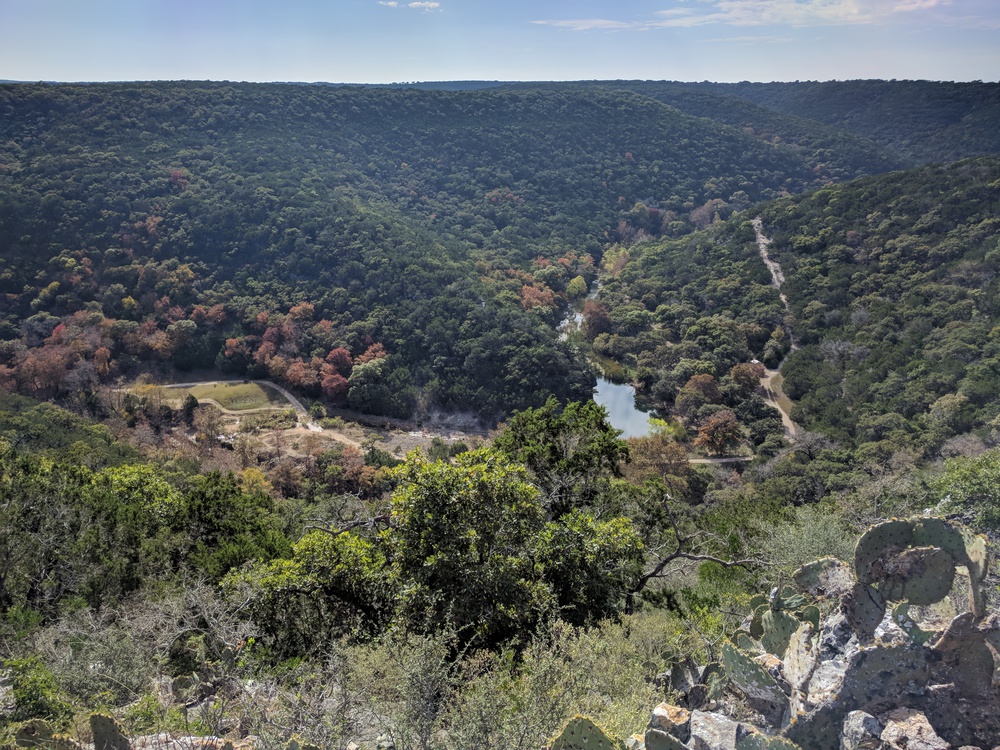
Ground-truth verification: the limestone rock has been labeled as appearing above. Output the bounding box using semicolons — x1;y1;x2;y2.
880;708;949;750
649;703;691;742
805;657;847;708
689;711;738;750
840;710;883;750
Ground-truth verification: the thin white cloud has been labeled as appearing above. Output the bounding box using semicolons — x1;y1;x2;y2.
535;0;958;30
378;1;442;10
531;18;638;31
702;34;794;44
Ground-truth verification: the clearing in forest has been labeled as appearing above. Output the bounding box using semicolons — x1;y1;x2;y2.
162;381;290;412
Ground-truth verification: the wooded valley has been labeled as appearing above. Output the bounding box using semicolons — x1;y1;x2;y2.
1;79;999;749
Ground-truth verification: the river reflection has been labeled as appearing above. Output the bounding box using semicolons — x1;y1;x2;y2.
593;378;653;438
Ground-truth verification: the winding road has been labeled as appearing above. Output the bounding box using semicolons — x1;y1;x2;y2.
752;217;801;440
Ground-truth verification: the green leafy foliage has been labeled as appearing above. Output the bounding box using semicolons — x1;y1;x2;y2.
493;397;630;518
1;656;73;728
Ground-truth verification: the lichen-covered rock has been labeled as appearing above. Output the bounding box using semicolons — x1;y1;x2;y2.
879;708;949;750
649;703;691;743
781;623;816;694
721;642;787;707
688;711;738;750
733;735;801;750
804;658;847;709
840;710;883;750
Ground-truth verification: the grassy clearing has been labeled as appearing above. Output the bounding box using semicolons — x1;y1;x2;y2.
163;382;290;411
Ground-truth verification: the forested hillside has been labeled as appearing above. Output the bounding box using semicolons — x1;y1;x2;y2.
0;80;856;421
8;80;993;422
689;79;1000;166
592;156;1000;465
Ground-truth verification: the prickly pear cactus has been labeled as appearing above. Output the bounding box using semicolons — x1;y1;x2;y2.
721;641;788;706
877;546;955;605
12;720;80;749
643;728;687;750
14;719;54;747
911;517;968;562
549;716;626;750
285;739;320;750
749;602;768;639
842;582;885;641
735;630;762;653
854;517;989;616
89;714;129;750
855;519;915;584
950;638;995;698
779;586;808;611
798;604;820;630
792;557;853;599
761;609;800;658
700;661;727;701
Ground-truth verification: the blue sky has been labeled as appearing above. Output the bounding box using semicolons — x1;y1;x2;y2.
1;0;998;83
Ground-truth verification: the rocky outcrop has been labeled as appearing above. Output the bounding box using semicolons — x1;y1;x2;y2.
550;516;999;750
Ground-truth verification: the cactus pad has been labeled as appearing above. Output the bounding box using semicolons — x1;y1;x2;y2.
911;517;967;563
798;604;820;630
854;519;914;584
951;638;995;698
12;720;83;749
699;660;726;699
749;603;768;639
735;631;761;653
721;641;788;706
842;582;886;641
792;557;853;599
550;716;625;750
761;609;800;658
90;714;129;750
643;729;687;750
285;739;321;750
876;545;955;605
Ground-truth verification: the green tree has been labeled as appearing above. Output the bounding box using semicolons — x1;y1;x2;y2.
389;448;551;647
935;448;1000;529
493;398;630;519
225;530;394;658
536;510;644;627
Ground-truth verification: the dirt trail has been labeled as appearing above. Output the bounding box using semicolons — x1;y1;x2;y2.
752;217;800;440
